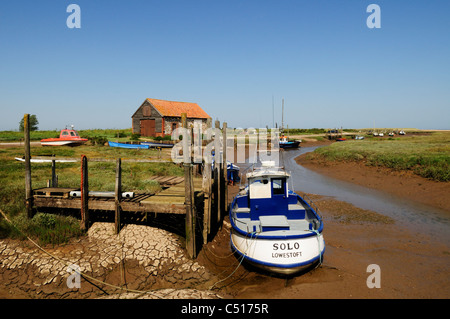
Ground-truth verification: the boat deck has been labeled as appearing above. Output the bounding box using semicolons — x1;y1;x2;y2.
232;198;318;235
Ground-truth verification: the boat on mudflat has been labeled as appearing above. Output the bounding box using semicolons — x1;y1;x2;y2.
279;135;301;149
140;141;174;148
227;161;240;185
229;161;325;275
40;127;88;146
108;141;149;149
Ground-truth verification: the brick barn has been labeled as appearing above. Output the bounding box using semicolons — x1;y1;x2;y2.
131;98;211;137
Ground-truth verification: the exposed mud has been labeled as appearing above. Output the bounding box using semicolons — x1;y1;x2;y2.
1;174;449;299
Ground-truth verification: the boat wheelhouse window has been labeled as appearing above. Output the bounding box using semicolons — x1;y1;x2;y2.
272;178;285;195
62;131;69;136
70;132;76;136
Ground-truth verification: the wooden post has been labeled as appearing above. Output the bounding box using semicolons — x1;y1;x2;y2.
202;121;212;244
222;122;228;216
182;113;196;258
80;155;89;231
214;120;221;224
51;160;58;187
115;158;122;234
23;114;33;219
202;161;210;244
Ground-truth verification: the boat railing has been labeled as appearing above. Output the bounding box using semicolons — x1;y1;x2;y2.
301;193;322;219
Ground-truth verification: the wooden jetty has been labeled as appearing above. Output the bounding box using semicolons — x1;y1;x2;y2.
21;113;226;259
32;179;203;215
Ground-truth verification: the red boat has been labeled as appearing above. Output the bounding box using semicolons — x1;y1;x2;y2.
41;126;88;146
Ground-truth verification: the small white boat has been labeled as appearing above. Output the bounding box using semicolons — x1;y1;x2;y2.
15;157;77;163
229;161;325;275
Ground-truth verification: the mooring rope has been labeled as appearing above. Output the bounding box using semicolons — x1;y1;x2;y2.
208;230;260;290
0;208;178;299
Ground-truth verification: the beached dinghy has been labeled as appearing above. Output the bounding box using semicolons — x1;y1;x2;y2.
108;141;149;149
141;141;174;148
41;126;88;146
229;161;325;275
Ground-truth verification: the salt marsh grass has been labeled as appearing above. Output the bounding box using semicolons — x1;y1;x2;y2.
0;130;183;243
314;132;450;182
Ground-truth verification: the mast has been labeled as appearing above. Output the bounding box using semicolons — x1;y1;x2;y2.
281;98;284;132
272;95;274;128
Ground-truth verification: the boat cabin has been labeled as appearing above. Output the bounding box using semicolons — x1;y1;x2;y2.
235;162;308;230
59;129;81;139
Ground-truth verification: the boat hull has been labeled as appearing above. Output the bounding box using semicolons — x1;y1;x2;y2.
230;229;325;275
41;139;87;146
108;141;150;149
279;141;300;149
141;142;174;148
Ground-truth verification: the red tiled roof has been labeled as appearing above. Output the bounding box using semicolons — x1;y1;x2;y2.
146;98;211;119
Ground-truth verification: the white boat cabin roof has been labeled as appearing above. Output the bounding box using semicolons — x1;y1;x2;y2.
246;161;290;180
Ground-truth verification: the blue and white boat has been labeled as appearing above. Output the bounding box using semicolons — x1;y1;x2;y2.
227;161;240;185
211;150;240;184
279;135;301;149
229;161;325;275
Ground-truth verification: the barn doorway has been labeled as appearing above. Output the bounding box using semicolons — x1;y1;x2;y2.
140;119;155;137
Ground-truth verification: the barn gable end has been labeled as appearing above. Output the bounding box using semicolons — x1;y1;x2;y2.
131;98;211;137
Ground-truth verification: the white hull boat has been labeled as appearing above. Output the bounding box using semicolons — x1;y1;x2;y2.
229;161;325;275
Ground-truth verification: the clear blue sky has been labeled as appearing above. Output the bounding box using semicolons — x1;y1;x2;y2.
0;0;449;131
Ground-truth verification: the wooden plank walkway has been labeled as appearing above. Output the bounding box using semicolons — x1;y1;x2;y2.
148;175;185;186
32;177;203;215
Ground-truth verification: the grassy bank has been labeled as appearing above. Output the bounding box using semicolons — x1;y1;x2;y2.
312;132;450;182
0;134;183;245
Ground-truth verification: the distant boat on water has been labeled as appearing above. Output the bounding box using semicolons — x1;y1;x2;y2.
279;135;301;149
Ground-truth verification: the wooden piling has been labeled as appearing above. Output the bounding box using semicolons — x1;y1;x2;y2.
24;114;33;218
222;122;228;217
214;120;221;224
182;113;196;258
80;155;89;230
202;120;212;244
115;158;122;234
51;160;58;187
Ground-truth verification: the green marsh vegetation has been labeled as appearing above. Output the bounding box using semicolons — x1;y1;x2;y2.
312;132;450;182
0;129;183;245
